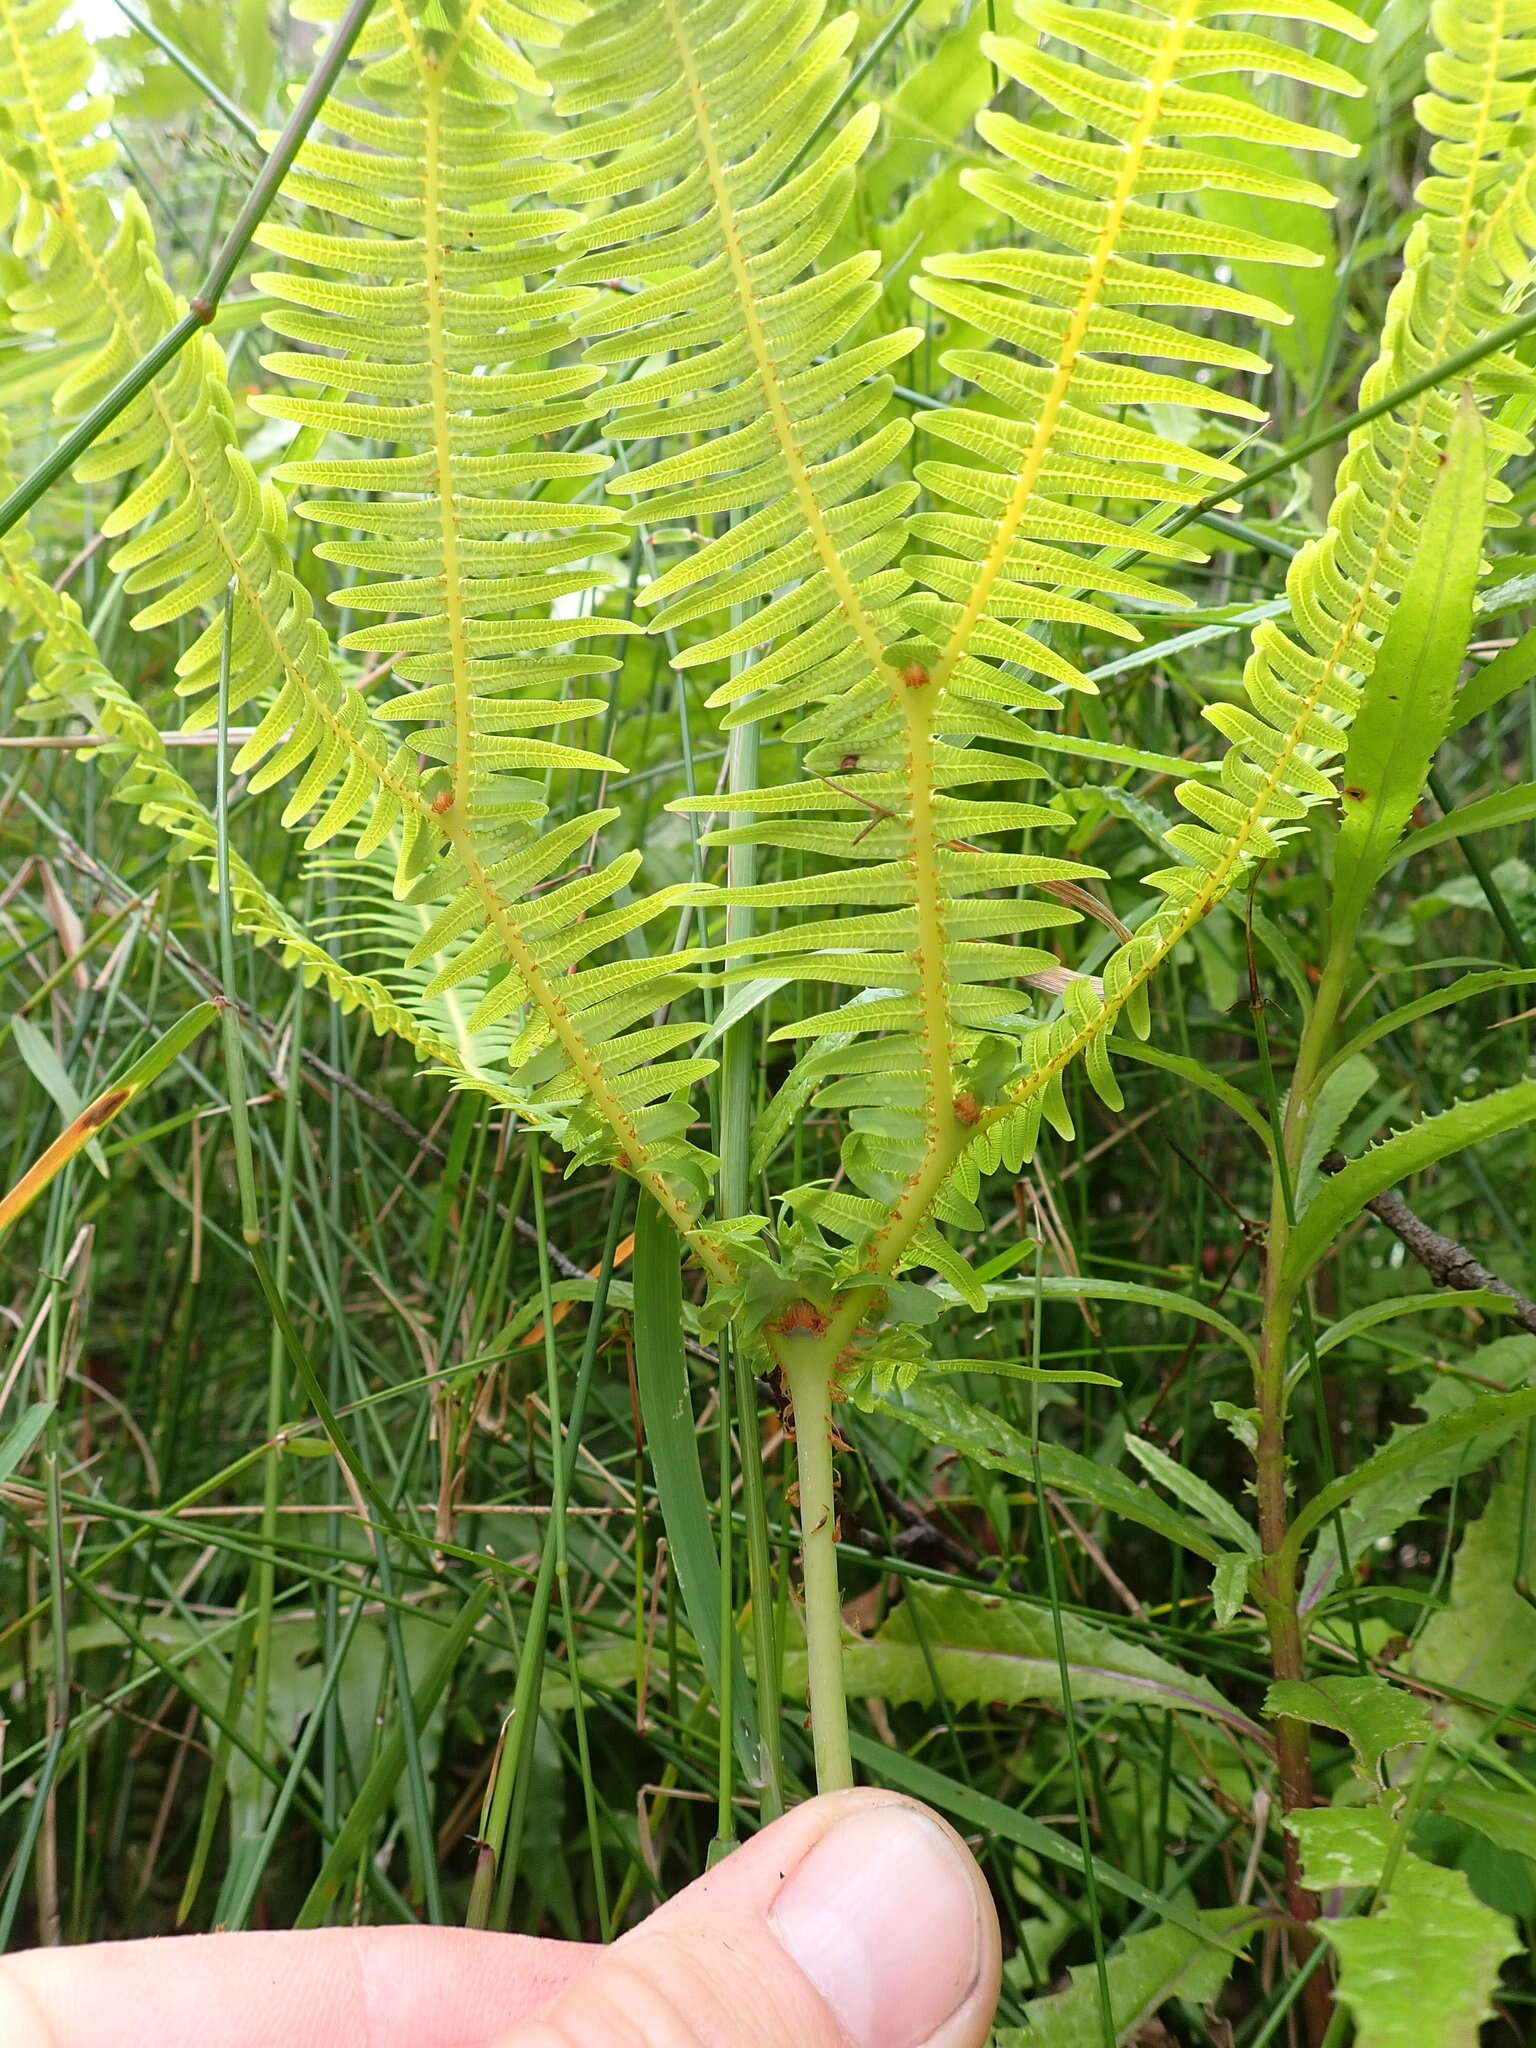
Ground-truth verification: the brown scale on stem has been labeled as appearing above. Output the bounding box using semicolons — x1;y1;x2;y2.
767;1299;829;1338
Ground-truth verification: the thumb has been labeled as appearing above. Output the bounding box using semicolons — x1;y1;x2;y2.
499;1788;999;2048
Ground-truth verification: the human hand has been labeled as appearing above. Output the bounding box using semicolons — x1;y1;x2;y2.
0;1789;1000;2048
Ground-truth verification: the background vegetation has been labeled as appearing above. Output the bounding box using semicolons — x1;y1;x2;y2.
2;1;1535;2043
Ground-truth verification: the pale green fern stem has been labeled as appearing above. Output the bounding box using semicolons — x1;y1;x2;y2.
642;0;963;1784
780;1339;853;1790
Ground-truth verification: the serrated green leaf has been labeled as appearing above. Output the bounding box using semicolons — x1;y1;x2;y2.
797;1585;1255;1736
879;1382;1226;1565
1282;1082;1536;1289
1330;396;1485;932
1435;1785;1536;1867
1211;1554;1251;1628
1123;1434;1260;1555
1287;1359;1536;1572
1407;1468;1536;1736
997;1908;1258;2048
1392;780;1536;867
1266;1674;1430;1777
1324;1853;1518;2048
1300;1336;1536;1613
1288;1806;1394;1889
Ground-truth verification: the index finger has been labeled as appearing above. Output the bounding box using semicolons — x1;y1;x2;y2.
0;1924;593;2048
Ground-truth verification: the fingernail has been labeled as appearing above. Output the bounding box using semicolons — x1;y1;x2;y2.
768;1804;984;2048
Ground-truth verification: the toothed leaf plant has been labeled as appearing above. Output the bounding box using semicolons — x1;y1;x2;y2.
5;0;1536;2031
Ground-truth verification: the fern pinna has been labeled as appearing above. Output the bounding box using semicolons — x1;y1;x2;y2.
4;0;1535;1800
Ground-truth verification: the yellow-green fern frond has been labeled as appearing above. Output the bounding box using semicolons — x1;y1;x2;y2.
0;1;424;881
910;0;1370;706
247;0;722;1230
252;0;622;835
549;0;1117;1267
1;0;721;1237
966;0;1536;1193
0;0;115;260
0;530;515;1098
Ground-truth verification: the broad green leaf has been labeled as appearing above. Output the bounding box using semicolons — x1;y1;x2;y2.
1453;622;1536;731
632;1197;758;1780
1325;1851;1518;2048
1289;1386;1536;1581
1435;1784;1536;1867
960;1273;1259;1367
1287;1803;1522;2044
1;1002;221;1234
1314;1290;1524;1359
1329;396;1485;934
1300;1336;1536;1612
794;1586;1256;1736
1212;1554;1251;1628
1288;1805;1394;1889
1294;1053;1377;1212
878;1381;1226;1564
1323;968;1536;1080
930;1359;1121;1388
1266;1674;1430;1778
1408;1468;1536;1737
997;1907;1259;2048
1281;1080;1536;1288
10;1011;107;1177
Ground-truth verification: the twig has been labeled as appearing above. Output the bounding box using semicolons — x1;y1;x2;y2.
1321;1150;1536;1335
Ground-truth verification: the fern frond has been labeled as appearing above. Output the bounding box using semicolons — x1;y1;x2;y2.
548;0;1127;1274
0;525;520;1097
243;0;725;1235
1;0;735;1246
966;0;1536;1187
912;0;1370;704
0;0;427;872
